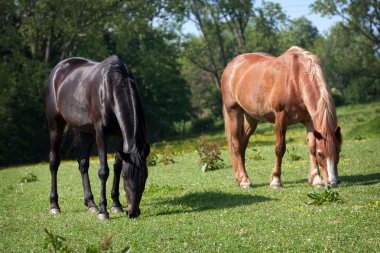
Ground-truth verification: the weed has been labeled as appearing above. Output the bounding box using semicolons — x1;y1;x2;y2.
20;172;38;183
197;136;225;172
306;185;342;205
287;146;302;161
147;153;158;166
43;228;130;253
86;234;130;253
250;148;264;160
159;146;176;165
43;228;72;253
354;135;366;141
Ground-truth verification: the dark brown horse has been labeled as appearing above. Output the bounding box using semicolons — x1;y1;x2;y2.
45;55;150;219
221;46;342;188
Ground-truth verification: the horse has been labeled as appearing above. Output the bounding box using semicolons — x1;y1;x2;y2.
45;55;150;219
221;46;342;189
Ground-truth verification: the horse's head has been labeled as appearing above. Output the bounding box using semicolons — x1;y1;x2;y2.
120;143;150;218
313;126;342;187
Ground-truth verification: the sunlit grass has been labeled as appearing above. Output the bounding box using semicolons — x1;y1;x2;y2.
0;103;379;252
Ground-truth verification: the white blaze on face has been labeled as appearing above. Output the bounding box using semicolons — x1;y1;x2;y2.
327;158;338;183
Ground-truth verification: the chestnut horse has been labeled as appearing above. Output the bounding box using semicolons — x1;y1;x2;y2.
221;46;342;188
45;55;150;219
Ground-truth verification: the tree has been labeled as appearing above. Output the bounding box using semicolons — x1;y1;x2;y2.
313;23;380;104
245;1;287;55
311;0;380;53
279;17;319;52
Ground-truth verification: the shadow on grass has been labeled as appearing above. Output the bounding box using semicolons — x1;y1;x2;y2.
340;172;380;186
153;191;273;216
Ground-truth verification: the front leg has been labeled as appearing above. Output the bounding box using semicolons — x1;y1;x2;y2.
306;123;323;188
111;152;124;213
95;127;110;220
270;111;287;189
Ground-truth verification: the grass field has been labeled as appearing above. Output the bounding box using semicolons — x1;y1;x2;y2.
0;103;379;252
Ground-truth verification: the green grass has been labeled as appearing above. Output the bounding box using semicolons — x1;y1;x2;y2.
0;103;379;252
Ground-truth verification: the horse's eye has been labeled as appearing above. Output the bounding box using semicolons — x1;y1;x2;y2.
317;151;325;159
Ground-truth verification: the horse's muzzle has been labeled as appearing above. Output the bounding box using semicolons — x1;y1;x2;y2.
126;208;141;219
329;180;340;187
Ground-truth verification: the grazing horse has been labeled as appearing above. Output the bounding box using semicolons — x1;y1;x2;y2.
45;55;150;219
221;46;342;188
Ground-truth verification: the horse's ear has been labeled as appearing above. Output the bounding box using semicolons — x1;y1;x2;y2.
313;130;323;140
335;126;342;144
141;143;150;159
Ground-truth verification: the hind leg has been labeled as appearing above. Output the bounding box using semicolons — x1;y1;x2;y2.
77;133;99;213
47;115;66;214
224;106;254;188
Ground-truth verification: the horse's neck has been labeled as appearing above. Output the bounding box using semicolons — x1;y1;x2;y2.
303;79;337;133
113;85;145;154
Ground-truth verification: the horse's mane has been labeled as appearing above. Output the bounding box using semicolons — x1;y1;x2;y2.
286;47;340;153
104;56;147;179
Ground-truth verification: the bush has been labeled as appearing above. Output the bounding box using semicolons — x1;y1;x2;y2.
159;146;176;165
197;136;225;172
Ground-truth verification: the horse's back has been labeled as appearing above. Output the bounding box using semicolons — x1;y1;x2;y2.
46;57;100;128
221;52;278;119
222;50;307;122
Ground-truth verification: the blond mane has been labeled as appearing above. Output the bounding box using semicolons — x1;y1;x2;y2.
287;46;337;126
286;46;340;155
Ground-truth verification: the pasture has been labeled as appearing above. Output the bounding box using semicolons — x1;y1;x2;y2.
0;102;379;252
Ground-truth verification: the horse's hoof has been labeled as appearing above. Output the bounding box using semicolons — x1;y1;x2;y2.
270;183;283;189
50;208;60;214
111;206;124;213
97;213;109;220
240;181;251;188
88;206;99;214
270;177;282;189
311;177;324;188
312;182;324;189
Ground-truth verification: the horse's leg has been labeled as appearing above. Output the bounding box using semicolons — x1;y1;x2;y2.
242;114;258;160
270;111;287;188
110;151;124;213
48;116;66;214
95;127;110;220
77;133;99;213
223;106;251;188
306;123;323;187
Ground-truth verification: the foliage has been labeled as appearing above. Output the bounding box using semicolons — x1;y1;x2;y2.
43;228;130;253
311;0;380;53
287;146;302;161
1;0;380;166
147;153;158;167
43;228;72;253
159;146;176;165
197;135;225;172
306;185;343;205
20;172;38;183
249;147;264;161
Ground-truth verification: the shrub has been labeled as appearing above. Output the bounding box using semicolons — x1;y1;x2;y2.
159;146;176;165
197;136;225;172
